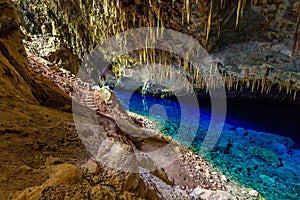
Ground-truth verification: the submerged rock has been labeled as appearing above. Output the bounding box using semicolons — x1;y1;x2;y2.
259;175;276;187
251;147;282;167
236;127;248;136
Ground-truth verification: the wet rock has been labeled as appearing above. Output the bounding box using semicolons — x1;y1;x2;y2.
190;187;236;200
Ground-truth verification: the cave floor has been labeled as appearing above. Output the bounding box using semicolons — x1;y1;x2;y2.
0;97;89;199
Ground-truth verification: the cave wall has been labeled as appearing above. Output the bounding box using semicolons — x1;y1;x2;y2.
0;0;72;110
0;0;37;102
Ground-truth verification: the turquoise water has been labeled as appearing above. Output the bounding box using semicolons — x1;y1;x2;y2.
115;90;300;200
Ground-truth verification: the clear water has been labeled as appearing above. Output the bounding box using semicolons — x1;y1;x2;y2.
114;90;300;200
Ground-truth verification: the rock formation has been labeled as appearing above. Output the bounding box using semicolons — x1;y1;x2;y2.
14;0;300;102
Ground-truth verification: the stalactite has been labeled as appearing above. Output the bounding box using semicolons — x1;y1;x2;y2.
246;73;251;88
186;0;190;24
229;73;233;91
170;64;173;80
164;61;168;79
143;49;146;63
235;78;239;91
206;0;213;42
183;54;189;72
286;72;292;94
256;79;260;91
236;0;242;26
291;2;300;57
266;83;271;94
159;52;162;67
181;7;185;24
251;79;255;93
261;66;269;94
279;85;282;93
156;9;160;35
177;57;182;71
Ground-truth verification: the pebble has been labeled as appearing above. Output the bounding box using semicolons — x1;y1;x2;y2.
249;189;259;197
221;175;227;182
92;176;100;184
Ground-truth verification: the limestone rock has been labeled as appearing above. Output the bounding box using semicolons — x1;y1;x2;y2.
190;187;236;200
96;138;140;192
94;87;112;104
90;185;118;200
13;164;84;199
46;164;83;185
81;159;99;174
249;189;259;197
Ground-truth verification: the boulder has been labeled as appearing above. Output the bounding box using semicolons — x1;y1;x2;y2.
13;164;84;199
96;138;140;192
81;159;99;174
46;164;84;185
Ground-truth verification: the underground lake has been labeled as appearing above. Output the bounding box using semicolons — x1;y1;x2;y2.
114;89;300;200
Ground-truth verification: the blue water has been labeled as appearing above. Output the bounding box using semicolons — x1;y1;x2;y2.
114;89;300;200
